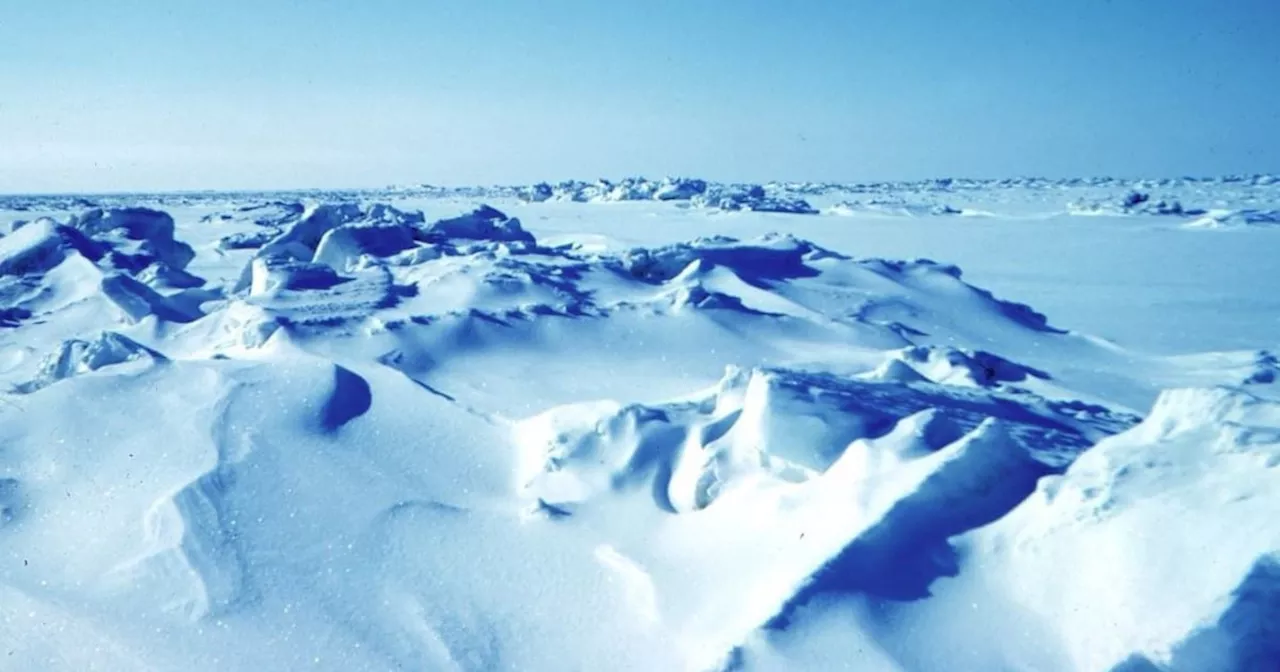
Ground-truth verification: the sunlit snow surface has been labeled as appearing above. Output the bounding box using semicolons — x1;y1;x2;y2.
1;177;1278;671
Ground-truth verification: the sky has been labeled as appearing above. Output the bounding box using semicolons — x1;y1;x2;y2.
1;0;1277;193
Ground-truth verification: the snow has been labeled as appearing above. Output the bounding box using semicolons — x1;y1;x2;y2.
1;176;1279;671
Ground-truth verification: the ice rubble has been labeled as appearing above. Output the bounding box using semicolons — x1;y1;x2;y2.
71;207;197;273
0;213;205;328
1;195;1278;671
4;172;1279;217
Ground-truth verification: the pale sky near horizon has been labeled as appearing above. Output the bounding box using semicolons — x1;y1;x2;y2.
1;0;1277;193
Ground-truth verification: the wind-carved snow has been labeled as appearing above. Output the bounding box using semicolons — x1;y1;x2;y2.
510;364;1140;667
106;390;256;621
0;186;1277;671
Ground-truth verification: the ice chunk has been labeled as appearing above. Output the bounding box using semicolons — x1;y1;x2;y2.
72;207;196;272
16;331;167;393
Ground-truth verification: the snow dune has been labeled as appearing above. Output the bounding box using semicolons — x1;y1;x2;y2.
1;182;1278;671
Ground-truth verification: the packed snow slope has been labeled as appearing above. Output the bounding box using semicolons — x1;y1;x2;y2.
0;178;1278;671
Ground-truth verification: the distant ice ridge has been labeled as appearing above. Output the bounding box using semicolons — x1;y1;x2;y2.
515;177;819;214
3;172;1279;220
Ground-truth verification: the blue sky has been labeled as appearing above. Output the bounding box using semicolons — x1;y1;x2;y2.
1;0;1277;192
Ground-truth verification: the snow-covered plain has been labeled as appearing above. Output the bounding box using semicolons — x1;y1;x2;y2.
1;176;1278;671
